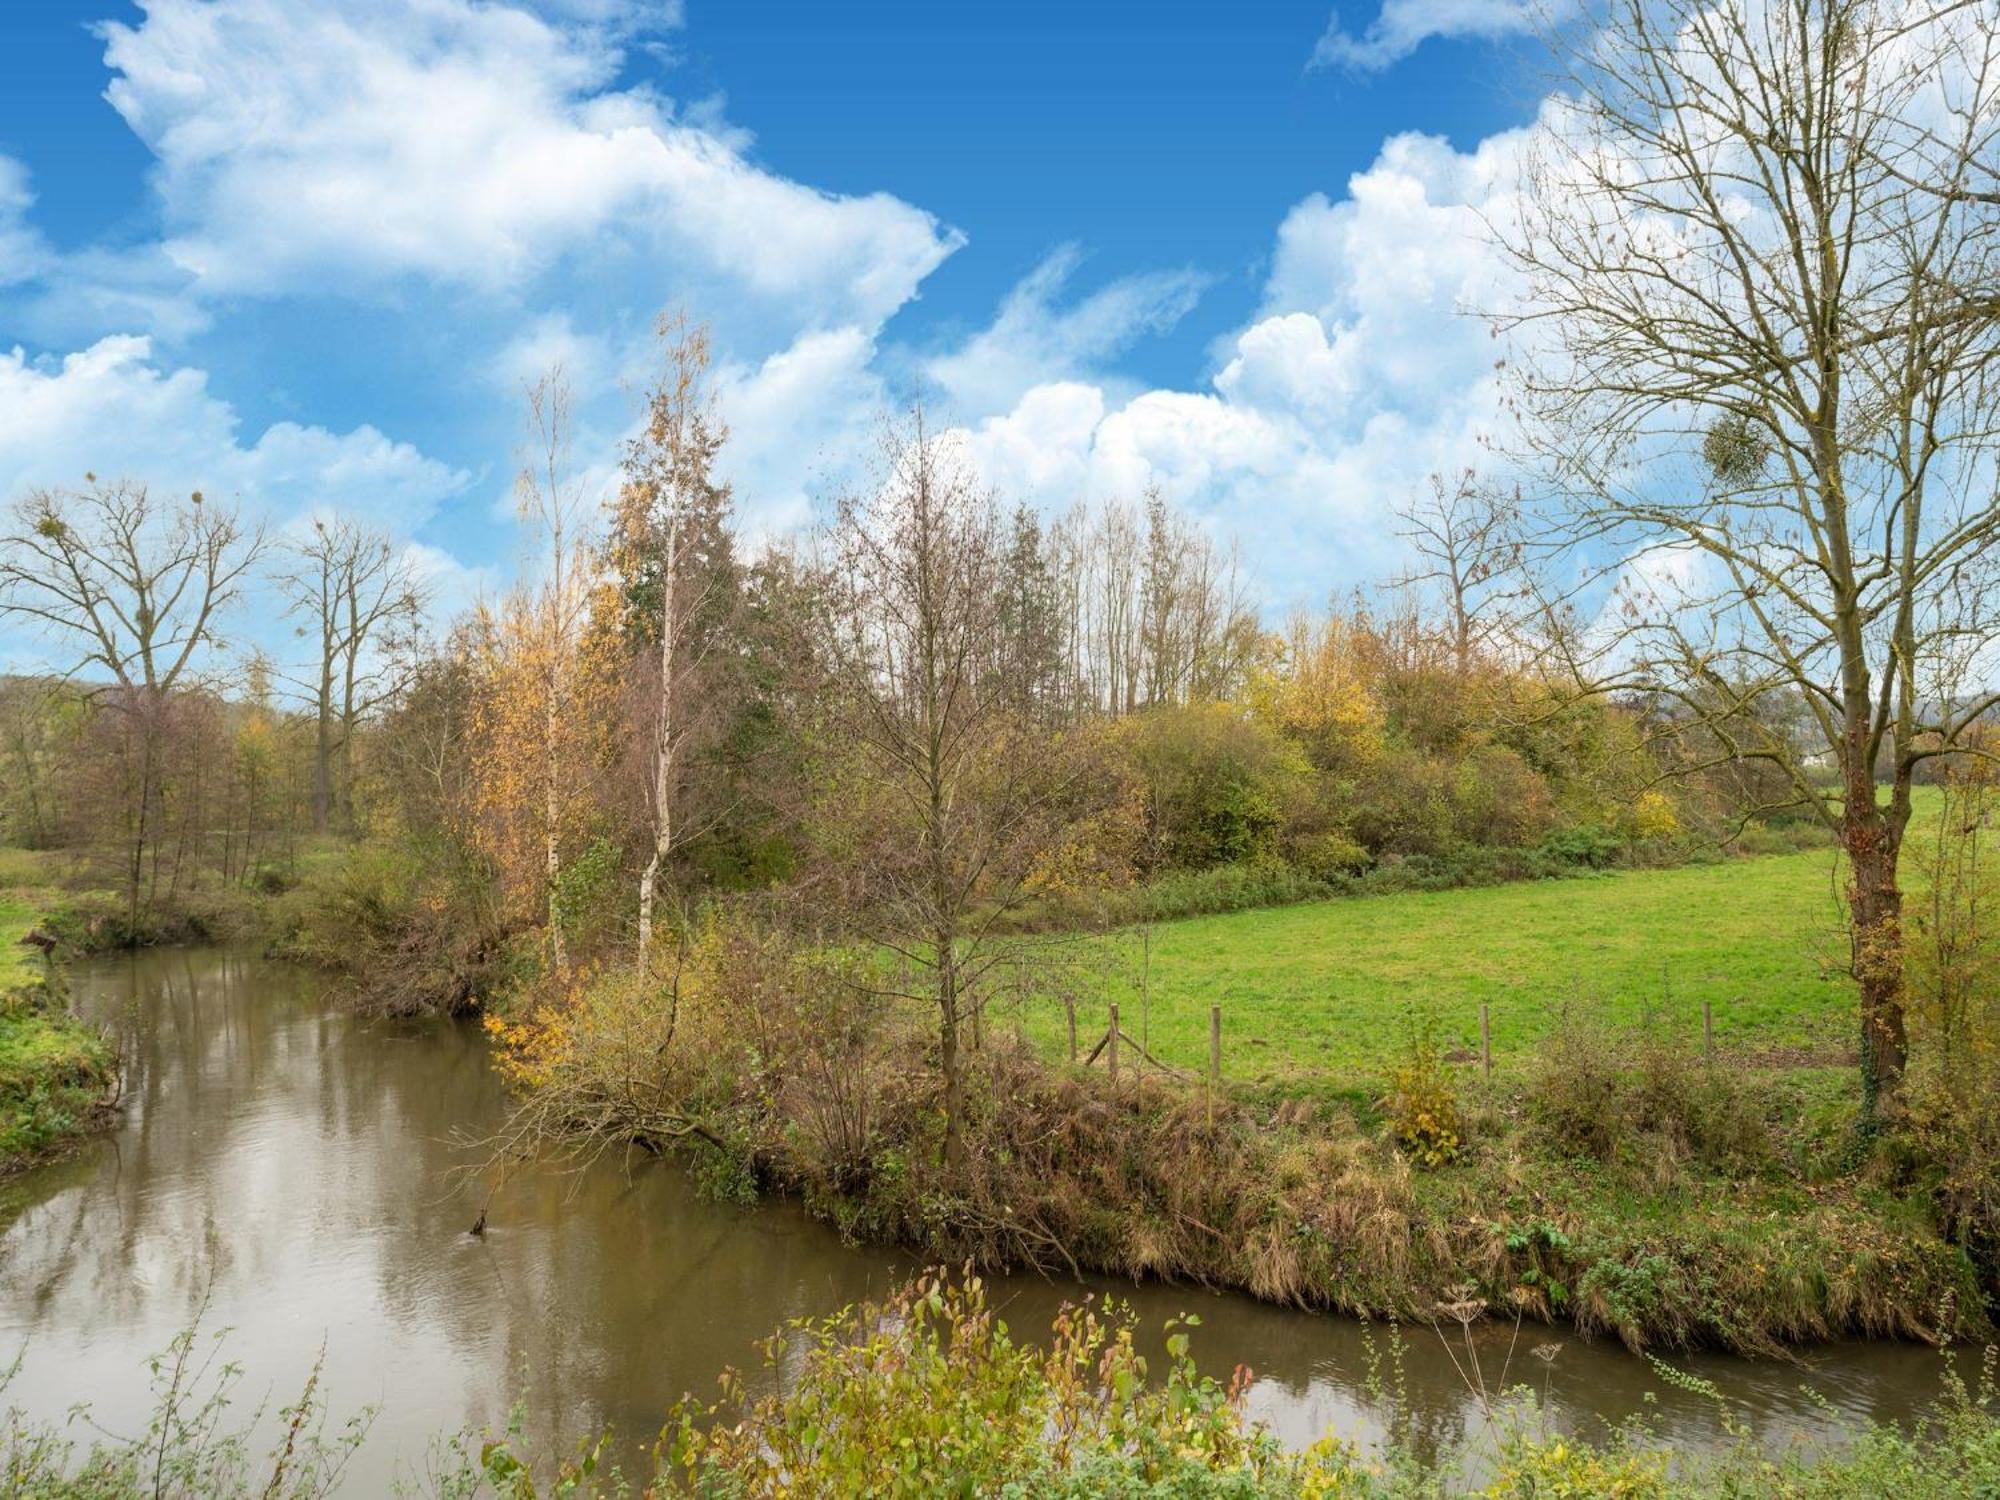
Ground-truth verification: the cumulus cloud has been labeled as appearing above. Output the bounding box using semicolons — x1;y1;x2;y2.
0;335;480;671
0;155;209;343
1311;0;1547;71
941;124;1532;607
0;336;470;534
0;0;1556;622
97;0;960;328
492;311;616;395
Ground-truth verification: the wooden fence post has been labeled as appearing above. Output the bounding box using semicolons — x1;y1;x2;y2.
1066;1000;1078;1064
1210;1004;1222;1089
1108;1003;1120;1085
1702;1000;1714;1060
1480;1003;1492;1078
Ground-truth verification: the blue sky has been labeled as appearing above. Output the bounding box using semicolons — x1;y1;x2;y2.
0;0;1555;662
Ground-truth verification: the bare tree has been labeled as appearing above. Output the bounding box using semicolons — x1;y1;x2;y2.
1393;470;1529;674
278;514;427;833
1502;0;2000;1116
817;413;1063;1170
0;479;263;926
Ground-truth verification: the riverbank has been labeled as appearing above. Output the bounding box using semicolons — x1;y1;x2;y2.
769;1049;1989;1356
482;913;1995;1358
0;853;116;1172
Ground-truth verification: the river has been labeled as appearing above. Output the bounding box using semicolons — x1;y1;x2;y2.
0;947;1954;1493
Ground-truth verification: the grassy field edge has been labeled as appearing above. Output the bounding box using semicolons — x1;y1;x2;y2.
0;853;118;1173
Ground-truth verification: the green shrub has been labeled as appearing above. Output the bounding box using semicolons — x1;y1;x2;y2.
1537;824;1624;869
663;1272;1375;1498
1114;705;1300;874
267;837;507;1015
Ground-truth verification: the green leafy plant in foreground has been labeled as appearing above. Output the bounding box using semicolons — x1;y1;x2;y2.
6;1280;2000;1497
0;1323;371;1499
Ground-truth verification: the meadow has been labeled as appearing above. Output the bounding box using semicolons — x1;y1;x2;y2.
1014;842;1862;1082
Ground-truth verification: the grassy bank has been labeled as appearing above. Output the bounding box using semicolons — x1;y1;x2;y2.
0;851;116;1171
483;903;1994;1359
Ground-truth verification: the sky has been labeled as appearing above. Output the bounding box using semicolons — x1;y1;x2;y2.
0;0;1561;668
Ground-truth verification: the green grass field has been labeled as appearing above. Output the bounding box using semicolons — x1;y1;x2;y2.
1013;844;1864;1082
0;847;59;989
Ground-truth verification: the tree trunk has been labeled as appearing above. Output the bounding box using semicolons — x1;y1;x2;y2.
545;755;566;975
1845;800;1908;1118
128;717;153;939
938;931;964;1171
637;519;678;976
312;677;333;835
544;663;568;974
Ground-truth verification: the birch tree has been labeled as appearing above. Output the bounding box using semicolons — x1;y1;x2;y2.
617;311;736;975
509;369;598;975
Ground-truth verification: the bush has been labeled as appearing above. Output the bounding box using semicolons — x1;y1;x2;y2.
267;837;508;1015
1537;824;1624;869
663;1272;1372;1498
1113;705;1302;874
1385;1004;1463;1169
1528;1012;1770;1177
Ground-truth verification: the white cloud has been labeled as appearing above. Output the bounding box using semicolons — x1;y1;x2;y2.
492;311;614;395
924;247;1207;418
0;0;1558;623
0;335;479;673
1311;0;1548;71
0;336;470;535
942;124;1532;607
955;383;1107;504
714;326;888;540
97;0;960;330
0;156;53;289
398;537;501;634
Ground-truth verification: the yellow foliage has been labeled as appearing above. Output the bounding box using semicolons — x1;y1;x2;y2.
1385;1005;1463;1168
466;589;622;933
1627;788;1681;841
1246;613;1383;772
1481;1437;1669;1498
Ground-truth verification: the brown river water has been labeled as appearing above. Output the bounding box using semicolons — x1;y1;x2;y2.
0;948;1957;1493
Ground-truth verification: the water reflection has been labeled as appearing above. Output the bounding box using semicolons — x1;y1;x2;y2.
0;949;1950;1492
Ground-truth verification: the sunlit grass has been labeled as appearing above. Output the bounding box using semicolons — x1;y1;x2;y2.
1011;847;1860;1080
1010;792;1960;1084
